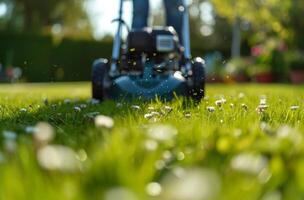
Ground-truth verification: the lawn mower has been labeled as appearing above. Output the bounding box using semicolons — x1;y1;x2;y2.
92;0;205;101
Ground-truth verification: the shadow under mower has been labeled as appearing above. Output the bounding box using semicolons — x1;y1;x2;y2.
92;0;205;102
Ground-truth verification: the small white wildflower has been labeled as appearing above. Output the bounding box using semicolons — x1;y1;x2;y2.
20;108;27;113
88;98;100;105
144;113;154;119
80;104;87;109
241;103;248;110
207;106;215;113
161;168;221;200
116;103;123;108
25;126;36;134
37;145;81;172
231;153;268;175
131;105;141;110
146;182;162;197
230;103;235;108
256;104;269;114
238;92;245;99
260;98;267;105
2;131;17;140
146;124;177;142
147;106;155;111
74;106;81;112
291;105;299;111
155;160;166;170
164;106;173;113
184;112;191;118
215;99;225;107
95;115;114;129
150;111;160;116
144;140;158;151
64;99;71;104
163;151;173;162
33;122;55;144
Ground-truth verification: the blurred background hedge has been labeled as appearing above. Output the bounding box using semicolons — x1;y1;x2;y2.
0;32;113;82
0;31;233;82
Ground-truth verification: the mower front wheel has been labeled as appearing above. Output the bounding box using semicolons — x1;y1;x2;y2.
189;57;206;101
92;58;109;101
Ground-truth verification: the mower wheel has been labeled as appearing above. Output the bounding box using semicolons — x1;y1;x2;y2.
92;58;109;100
190;57;206;101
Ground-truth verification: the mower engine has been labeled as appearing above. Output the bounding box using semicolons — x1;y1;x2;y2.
123;27;181;72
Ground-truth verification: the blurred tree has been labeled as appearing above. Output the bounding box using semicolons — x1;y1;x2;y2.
289;0;304;50
1;0;92;38
211;0;291;56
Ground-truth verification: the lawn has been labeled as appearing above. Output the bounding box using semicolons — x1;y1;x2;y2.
0;83;304;200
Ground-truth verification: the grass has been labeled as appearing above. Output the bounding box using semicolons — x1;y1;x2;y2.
1;83;304;200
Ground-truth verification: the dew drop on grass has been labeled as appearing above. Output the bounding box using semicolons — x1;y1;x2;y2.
146;182;162;197
94;115;114;129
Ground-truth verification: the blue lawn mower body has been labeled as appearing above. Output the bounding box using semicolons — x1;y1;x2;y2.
92;0;205;102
